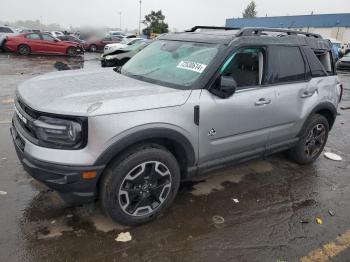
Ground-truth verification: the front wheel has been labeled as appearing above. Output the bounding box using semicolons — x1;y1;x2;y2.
289;114;329;164
67;47;78;57
100;146;180;225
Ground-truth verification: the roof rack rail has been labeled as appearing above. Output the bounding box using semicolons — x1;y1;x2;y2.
237;27;322;39
186;26;241;32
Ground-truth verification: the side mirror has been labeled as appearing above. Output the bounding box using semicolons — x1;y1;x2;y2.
217;75;237;98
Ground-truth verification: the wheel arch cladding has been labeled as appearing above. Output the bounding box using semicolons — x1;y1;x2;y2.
304;102;337;133
94;128;196;179
313;102;337;130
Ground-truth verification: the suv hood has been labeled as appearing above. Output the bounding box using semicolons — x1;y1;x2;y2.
340;56;350;62
17;69;191;116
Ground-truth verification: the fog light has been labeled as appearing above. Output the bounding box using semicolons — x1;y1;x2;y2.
82;171;97;180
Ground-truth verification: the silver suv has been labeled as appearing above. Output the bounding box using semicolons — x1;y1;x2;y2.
11;27;343;225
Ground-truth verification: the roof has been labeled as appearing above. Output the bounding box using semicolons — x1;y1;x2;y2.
226;13;350;28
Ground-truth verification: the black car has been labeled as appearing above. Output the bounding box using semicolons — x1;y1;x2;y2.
336;53;350;70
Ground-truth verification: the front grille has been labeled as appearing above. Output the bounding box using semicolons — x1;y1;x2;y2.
14;98;39;143
17;98;39;119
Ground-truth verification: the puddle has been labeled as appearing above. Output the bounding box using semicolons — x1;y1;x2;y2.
90;210;128;233
190;160;273;196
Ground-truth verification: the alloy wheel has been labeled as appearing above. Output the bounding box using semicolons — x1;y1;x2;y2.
304;123;326;158
118;161;172;217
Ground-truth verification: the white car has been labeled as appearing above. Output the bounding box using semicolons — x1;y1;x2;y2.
103;37;144;54
0;26;18;49
50;31;65;38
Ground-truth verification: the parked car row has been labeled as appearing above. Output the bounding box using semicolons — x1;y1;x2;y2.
0;26;146;58
4;32;83;56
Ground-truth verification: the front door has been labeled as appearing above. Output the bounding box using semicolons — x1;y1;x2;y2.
40;33;62;54
198;47;276;166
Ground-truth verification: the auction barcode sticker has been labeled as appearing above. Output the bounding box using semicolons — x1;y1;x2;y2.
177;61;207;73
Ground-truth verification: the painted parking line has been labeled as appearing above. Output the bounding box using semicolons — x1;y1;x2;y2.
1;98;14;105
300;229;350;262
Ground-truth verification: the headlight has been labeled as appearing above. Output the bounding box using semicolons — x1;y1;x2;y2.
106;55;114;60
33;116;83;148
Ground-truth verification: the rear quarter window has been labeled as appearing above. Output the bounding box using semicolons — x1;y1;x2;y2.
0;27;14;33
302;46;328;78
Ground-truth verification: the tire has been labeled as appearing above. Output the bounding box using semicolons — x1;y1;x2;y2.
100;145;180;226
67;47;78;57
90;44;97;52
289;114;329;165
17;44;31;56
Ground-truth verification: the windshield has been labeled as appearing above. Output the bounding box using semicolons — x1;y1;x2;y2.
121;40;220;88
123;41;148;51
120;38;131;44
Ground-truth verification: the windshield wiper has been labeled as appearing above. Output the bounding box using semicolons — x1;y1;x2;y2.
128;67;161;77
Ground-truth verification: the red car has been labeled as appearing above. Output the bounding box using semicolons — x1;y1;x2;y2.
83;36;123;52
5;32;83;56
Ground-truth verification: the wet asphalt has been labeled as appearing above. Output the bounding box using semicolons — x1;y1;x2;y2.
1;52;350;262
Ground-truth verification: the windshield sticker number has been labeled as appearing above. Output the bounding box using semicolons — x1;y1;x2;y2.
177;61;207;73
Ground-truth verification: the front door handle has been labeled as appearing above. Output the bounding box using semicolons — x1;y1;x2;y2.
255;98;271;106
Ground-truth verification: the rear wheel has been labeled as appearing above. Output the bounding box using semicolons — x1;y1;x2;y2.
17;44;31;56
67;47;78;57
289;114;329;164
90;44;97;52
100;145;180;225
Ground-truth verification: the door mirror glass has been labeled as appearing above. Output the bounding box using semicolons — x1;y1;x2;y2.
215;75;237;98
210;75;237;99
220;75;237;92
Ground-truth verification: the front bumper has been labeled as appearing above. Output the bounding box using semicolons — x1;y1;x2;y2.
11;122;105;205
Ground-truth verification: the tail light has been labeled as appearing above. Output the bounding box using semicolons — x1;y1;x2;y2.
339;83;343;103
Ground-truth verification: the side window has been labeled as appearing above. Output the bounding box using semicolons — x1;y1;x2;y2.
42;34;55;41
0;27;14;33
26;34;41;40
221;47;264;88
268;46;306;84
302;47;327;78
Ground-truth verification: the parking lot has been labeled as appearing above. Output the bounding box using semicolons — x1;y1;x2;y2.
1;52;350;262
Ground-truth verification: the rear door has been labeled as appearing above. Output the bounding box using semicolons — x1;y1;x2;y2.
199;47;276;165
24;33;42;52
265;45;311;149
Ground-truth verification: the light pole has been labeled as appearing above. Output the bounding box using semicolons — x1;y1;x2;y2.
40;16;43;31
139;0;142;35
118;11;122;30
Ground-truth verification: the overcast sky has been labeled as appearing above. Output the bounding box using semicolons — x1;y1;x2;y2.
1;0;349;30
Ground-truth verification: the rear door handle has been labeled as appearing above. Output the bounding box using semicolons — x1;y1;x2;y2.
255;98;271;106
